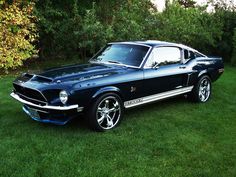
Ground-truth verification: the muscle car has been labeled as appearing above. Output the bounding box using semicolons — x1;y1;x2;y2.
11;40;224;131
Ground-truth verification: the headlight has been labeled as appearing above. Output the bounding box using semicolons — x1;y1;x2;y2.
59;90;68;104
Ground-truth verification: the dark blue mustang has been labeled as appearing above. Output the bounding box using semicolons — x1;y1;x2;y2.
11;40;224;131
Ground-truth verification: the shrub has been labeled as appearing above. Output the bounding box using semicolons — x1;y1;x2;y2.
231;28;236;66
0;1;38;71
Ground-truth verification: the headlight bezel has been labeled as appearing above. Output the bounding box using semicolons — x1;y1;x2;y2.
59;90;68;105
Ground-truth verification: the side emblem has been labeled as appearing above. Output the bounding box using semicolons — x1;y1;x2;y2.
130;86;136;93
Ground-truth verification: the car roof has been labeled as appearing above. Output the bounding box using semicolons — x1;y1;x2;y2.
110;40;202;54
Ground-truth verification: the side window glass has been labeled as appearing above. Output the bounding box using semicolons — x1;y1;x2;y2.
145;48;158;67
189;51;195;59
195;52;204;58
145;47;181;67
184;50;195;62
184;50;189;59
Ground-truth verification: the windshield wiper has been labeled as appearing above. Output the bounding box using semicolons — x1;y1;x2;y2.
107;60;124;65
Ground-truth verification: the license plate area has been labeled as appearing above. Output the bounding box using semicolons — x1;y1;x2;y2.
28;107;40;119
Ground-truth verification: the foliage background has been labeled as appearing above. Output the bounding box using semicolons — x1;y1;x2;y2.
0;0;236;71
0;1;38;71
232;28;236;66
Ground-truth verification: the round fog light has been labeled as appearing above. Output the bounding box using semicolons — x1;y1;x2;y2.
59;90;68;104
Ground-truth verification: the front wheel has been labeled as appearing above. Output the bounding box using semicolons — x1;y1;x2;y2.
87;93;124;131
188;75;212;103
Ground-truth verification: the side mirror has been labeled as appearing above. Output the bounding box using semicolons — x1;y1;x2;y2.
152;63;159;69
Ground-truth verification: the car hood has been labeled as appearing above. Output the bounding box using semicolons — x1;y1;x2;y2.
13;62;140;100
13;63;137;93
36;63;130;82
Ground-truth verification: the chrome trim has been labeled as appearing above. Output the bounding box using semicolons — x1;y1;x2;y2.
186;73;191;86
13;82;48;102
139;46;152;68
124;86;194;108
26;107;49;114
16;92;47;105
175;85;183;89
10;92;83;111
109;42;152;48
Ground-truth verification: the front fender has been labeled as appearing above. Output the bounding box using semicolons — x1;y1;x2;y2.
92;86;122;99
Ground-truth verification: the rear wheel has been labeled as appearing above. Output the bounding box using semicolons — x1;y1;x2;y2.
87;93;124;131
188;75;212;103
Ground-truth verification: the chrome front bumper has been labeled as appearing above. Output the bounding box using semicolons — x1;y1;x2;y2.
10;92;83;112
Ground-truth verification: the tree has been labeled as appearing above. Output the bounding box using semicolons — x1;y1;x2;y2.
0;1;38;71
156;3;223;54
177;0;197;8
231;28;236;66
210;1;236;62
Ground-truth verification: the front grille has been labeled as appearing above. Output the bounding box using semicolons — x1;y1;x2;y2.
13;83;47;105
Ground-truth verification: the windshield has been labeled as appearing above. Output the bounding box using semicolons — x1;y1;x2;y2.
90;44;150;67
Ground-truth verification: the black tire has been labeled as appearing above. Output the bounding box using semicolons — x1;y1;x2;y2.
188;75;212;103
87;93;124;132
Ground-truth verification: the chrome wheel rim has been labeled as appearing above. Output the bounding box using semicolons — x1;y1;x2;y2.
96;96;121;130
199;78;211;102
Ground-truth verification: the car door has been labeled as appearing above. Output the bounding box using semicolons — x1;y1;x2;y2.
143;46;189;96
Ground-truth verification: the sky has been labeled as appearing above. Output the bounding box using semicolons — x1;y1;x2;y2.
152;0;236;11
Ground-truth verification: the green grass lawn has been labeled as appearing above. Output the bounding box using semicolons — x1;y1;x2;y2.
0;66;236;177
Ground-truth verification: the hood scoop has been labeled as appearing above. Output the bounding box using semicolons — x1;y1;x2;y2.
29;74;53;83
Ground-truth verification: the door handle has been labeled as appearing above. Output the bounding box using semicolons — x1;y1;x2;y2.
179;65;186;69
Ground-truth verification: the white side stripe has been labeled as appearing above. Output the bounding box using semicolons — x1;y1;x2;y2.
124;86;194;108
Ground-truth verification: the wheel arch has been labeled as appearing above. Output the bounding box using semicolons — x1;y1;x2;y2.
198;69;212;81
92;86;124;102
87;86;124;131
83;86;123;113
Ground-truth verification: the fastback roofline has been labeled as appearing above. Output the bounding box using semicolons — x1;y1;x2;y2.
108;41;152;48
109;40;206;57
